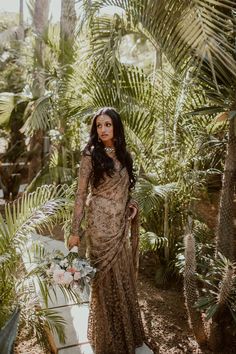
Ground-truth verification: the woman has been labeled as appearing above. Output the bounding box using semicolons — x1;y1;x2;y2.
68;107;145;354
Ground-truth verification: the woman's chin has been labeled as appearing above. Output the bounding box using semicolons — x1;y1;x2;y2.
101;138;113;145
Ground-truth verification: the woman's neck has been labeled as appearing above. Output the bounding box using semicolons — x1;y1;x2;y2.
103;142;114;148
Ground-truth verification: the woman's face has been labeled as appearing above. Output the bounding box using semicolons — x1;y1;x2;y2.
96;114;114;146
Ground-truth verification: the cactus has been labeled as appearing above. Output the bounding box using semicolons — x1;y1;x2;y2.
208;116;236;351
184;233;207;346
208;263;235;351
217;265;234;307
216;118;236;261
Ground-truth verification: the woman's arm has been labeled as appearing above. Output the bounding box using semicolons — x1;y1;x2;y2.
128;196;139;220
69;153;92;248
128;196;140;276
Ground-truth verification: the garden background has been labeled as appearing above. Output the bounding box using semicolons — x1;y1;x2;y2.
0;0;236;353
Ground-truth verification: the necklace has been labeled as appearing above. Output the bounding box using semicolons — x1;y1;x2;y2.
104;146;115;153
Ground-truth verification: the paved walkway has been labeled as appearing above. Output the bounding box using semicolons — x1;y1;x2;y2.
23;233;153;354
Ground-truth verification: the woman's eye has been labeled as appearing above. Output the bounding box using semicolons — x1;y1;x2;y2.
97;124;101;128
106;123;111;127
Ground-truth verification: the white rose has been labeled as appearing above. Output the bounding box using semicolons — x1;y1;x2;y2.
74;271;81;281
53;269;65;284
70;246;79;253
63;271;73;285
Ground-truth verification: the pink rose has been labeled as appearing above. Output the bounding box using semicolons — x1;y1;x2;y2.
67;267;77;273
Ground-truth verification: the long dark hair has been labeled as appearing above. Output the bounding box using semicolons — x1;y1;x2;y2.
84;107;136;189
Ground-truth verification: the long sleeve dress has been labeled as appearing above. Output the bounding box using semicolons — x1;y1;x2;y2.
71;149;145;354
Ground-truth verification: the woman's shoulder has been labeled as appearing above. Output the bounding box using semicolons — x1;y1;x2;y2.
82;145;94;157
78;147;93;172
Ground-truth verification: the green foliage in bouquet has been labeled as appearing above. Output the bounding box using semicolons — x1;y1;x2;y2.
34;245;96;300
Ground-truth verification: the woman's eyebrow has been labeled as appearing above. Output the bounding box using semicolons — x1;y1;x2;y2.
97;120;112;124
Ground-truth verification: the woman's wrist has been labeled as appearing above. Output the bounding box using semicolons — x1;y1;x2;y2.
68;234;80;250
128;199;139;209
70;234;80;239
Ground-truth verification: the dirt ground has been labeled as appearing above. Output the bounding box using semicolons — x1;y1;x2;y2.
14;271;209;354
138;273;206;354
14;328;47;354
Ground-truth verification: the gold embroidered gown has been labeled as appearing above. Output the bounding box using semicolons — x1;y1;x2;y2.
71;150;145;354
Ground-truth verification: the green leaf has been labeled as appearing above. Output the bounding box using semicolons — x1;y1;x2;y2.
21;94;53;136
187;106;225;116
205;303;219;320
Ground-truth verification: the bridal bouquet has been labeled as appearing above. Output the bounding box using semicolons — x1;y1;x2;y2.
44;246;96;291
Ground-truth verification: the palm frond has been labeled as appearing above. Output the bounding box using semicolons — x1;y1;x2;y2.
196;254;236;323
0;93;28;126
0;185;69;250
28;166;74;190
42;308;66;344
140;231;168;252
135;177;177;215
82;0;236;87
21;94;54;136
67;62;159;154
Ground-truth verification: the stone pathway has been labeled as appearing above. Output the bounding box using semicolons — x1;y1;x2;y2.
23;233;153;354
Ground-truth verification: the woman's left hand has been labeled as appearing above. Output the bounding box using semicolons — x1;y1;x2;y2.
128;204;138;220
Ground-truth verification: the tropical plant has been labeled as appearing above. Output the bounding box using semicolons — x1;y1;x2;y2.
0;1;79;194
0;184;79;349
1;1;235;350
76;0;236;350
0;11;29;199
62;45;226;284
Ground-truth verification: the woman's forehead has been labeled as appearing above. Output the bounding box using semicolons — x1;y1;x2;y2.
96;114;112;123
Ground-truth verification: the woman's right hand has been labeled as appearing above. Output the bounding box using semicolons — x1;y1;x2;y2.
68;235;80;250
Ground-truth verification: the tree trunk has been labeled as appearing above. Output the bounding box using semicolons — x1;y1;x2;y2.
32;0;50;98
28;0;50;183
0;0;24;43
0;103;27;200
59;0;76;69
184;233;207;347
58;0;76;135
163;198;169;261
18;0;24;40
52;0;77;184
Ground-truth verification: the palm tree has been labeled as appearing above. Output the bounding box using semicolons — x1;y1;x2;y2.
63;34;226;285
0;0;25;44
28;0;50;182
19;0;24;40
0;0;77;191
1;1;233;349
59;0;76;69
76;0;236;350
